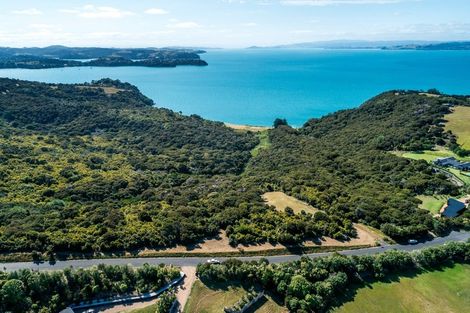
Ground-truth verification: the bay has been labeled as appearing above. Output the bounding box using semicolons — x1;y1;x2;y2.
1;49;470;126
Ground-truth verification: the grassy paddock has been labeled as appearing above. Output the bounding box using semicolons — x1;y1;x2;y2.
183;280;286;313
445;106;470;150
332;264;470;313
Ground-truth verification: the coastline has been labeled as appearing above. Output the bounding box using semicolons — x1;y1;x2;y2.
224;123;270;132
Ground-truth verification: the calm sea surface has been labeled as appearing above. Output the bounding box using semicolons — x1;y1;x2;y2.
1;49;470;126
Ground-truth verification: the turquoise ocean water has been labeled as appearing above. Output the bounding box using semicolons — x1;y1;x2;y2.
1;49;470;126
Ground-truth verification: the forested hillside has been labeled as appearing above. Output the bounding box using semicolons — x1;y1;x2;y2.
0;78;258;252
0;79;469;255
239;91;470;242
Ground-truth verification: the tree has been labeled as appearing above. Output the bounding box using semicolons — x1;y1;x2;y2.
1;279;32;312
155;290;176;313
273;118;288;128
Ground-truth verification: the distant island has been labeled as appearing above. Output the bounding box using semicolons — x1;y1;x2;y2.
248;40;470;50
0;45;208;69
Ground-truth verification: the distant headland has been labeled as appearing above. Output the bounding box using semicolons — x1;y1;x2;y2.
0;45;208;69
247;40;470;50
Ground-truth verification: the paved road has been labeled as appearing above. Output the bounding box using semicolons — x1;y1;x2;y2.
1;231;469;272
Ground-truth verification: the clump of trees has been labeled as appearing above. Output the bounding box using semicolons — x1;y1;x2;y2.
0;263;180;313
155;290;177;313
197;241;470;313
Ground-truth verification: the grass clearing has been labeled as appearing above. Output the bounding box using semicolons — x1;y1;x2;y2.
183;280;286;313
251;130;271;157
416;195;448;214
445;106;470;149
333;264;470;313
262;191;318;214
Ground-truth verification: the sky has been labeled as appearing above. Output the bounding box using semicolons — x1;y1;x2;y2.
0;0;469;48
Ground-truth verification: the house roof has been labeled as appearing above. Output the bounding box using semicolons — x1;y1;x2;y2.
442;198;466;218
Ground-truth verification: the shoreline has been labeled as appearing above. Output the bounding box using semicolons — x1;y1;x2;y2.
224;123;270;132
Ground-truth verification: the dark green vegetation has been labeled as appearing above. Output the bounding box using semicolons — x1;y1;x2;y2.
155;290;177;313
241;91;470;243
0;46;207;69
196;241;470;313
0;78;258;253
0;263;180;313
0;79;469;255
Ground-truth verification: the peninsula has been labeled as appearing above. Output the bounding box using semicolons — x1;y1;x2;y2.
0;46;208;69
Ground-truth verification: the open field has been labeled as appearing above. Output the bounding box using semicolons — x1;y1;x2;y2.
262;191;319;214
251;130;271;157
416;195;448;214
445;106;470;149
183;280;287;313
333;264;470;313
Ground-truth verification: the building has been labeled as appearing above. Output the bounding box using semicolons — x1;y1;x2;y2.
434;157;470;171
459;162;470;171
441;198;466;218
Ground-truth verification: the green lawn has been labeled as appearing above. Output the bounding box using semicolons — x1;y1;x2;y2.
184;280;286;313
445;106;470;150
333;264;470;313
416;195;448;214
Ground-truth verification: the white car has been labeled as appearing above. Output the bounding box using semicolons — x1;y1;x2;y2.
408;239;418;244
206;258;221;264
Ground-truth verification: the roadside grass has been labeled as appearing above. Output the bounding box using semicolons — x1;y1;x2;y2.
251;130;271;157
183;280;286;313
445;106;470;149
416;195;448;214
129;303;157;313
332;264;470;313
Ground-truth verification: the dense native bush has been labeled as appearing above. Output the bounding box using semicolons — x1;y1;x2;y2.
0;78;469;253
240;91;470;241
0;264;180;313
197;242;470;313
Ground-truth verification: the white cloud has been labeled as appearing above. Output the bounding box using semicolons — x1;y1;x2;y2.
167;22;202;29
12;8;42;15
281;0;409;5
61;5;134;19
145;8;169;15
242;22;258;27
